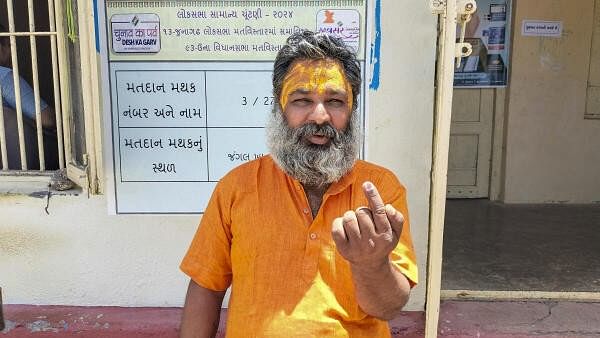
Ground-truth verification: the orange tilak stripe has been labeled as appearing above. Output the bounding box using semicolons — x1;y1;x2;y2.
280;59;353;110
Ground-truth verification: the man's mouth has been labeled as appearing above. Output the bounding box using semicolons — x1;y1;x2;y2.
307;133;330;145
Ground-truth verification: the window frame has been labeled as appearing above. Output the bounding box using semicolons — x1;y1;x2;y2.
58;0;103;193
0;0;103;194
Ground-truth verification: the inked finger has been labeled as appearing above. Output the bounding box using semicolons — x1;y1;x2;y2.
355;207;377;238
385;204;405;237
342;210;361;242
362;181;391;233
332;217;349;249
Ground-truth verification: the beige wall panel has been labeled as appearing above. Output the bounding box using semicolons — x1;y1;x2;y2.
452;89;481;122
587;0;600;117
449;134;478;169
447;169;477;186
448;88;494;198
588;86;600;116
367;1;436;310
504;0;600;203
589;0;600;85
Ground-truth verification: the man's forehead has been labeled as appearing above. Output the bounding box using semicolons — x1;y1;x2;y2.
288;87;348;96
282;59;350;89
285;58;345;75
279;57;353;110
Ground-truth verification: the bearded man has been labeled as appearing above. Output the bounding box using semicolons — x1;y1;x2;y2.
179;30;418;338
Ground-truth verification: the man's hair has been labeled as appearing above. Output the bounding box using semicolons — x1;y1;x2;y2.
273;30;361;113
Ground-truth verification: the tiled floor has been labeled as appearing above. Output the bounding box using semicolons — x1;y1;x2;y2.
442;199;600;292
3;302;600;337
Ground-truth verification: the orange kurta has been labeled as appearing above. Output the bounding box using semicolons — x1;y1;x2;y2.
180;155;418;337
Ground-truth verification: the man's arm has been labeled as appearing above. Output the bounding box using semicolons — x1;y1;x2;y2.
180;279;226;338
349;255;411;320
332;181;411;320
40;107;56;129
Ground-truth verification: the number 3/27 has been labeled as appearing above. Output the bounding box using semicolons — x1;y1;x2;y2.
241;96;273;106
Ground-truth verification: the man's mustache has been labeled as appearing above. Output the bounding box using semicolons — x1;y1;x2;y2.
294;122;339;141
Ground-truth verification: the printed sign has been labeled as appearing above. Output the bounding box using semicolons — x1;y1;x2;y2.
101;1;369;214
454;0;512;87
521;20;563;38
316;9;360;53
111;13;160;53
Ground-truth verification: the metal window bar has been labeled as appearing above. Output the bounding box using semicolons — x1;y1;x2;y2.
28;0;45;170
6;0;27;170
0;0;64;171
48;0;65;169
0;92;7;169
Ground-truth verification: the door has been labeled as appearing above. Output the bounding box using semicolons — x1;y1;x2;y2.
447;88;494;198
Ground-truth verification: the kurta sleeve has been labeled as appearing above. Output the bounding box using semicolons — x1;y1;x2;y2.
180;180;234;291
377;171;419;288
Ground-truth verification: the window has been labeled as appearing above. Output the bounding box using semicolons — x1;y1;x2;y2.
0;0;102;193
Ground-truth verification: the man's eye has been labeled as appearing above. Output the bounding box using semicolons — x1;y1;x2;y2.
327;99;345;107
293;98;312;105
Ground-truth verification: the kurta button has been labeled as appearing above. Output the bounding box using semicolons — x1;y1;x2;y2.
303;208;309;214
309;233;317;240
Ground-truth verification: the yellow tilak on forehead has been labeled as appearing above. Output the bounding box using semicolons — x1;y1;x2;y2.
280;59;353;110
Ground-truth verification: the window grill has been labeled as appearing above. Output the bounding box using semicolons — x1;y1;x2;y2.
0;0;65;171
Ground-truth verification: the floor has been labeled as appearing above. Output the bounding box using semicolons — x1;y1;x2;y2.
2;301;600;337
442;199;600;292
4;200;600;337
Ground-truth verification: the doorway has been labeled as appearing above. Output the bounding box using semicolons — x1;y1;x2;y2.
442;4;600;291
447;88;494;198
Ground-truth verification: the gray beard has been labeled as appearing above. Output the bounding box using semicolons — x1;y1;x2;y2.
266;106;360;187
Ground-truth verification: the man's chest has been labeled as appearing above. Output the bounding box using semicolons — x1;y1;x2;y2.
227;186;364;259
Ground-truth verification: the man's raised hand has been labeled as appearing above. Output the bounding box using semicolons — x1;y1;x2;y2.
331;181;404;267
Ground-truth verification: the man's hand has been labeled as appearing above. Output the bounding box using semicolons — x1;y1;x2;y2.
332;181;404;268
330;181;411;320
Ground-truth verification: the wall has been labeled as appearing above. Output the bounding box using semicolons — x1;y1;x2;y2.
503;0;600;203
0;194;195;306
367;0;436;309
586;0;600;118
0;0;437;311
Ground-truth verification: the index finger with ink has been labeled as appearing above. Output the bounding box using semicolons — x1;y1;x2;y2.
362;181;391;233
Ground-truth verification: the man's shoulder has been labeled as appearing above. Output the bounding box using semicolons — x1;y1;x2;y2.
218;155;275;191
353;160;406;189
353;159;397;177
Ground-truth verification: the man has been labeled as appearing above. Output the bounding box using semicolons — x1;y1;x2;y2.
180;30;418;337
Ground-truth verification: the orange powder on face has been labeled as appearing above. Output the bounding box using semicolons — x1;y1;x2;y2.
280;59;353;111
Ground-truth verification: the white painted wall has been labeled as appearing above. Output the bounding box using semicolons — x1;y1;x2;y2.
0;1;437;311
0;194;195;306
503;0;600;203
366;1;436;310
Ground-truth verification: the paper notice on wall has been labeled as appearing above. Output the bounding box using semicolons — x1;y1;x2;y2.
521;20;563;38
316;9;360;53
111;13;161;53
453;0;512;87
102;0;369;214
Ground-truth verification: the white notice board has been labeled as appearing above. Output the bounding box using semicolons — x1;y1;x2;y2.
99;0;370;214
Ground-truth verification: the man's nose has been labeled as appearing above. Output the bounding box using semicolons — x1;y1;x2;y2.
310;103;330;124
